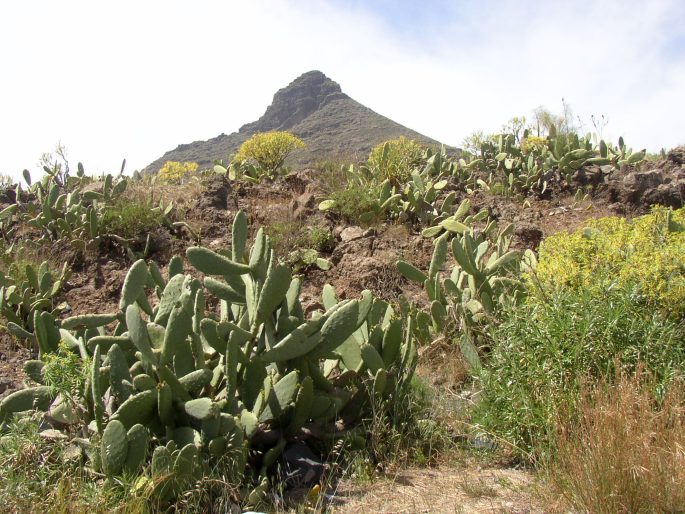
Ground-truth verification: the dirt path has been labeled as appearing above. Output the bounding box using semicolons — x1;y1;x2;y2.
327;466;546;514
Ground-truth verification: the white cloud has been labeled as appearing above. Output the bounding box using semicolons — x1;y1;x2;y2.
0;0;682;181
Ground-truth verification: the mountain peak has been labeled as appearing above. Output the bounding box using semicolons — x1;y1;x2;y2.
144;71;448;173
239;70;348;134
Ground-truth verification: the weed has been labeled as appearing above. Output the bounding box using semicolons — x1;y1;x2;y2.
0;416;146;513
266;220;333;260
368;137;426;185
309;225;334;253
324;180;384;226
365;375;455;470
42;341;90;404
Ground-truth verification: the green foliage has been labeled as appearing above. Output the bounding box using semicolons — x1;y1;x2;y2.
284;248;331;273
42;341;90;401
0;258;70;336
0;212;417;506
532;207;685;318
100;198;166;239
309;225;334;253
368;137;427;185
264;220;333;258
233;131;305;178
398;214;531;366
474;286;685;462
0;416;149;512
321;177;388;225
8;167;130;251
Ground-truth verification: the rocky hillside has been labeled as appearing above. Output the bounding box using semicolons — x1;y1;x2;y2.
144;70;447;173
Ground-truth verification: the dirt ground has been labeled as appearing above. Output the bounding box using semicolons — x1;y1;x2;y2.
325;465;547;514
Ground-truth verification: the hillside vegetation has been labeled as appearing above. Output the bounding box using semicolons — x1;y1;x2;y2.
0;113;684;513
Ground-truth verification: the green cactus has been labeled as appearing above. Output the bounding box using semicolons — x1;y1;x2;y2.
101;420;129;477
0;386;55;423
186;247;251;276
119;259;149;311
1;209;418;503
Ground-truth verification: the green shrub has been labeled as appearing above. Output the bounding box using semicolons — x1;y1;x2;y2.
309;226;334;252
100;199;165;239
42;341;90;402
368;137;426;185
532;207;685;318
326;180;384;225
474;285;685;462
233;131;305;178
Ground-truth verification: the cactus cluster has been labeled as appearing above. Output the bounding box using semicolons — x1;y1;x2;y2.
318;130;646;221
0;260;70;338
0;211;416;504
398;216;534;367
469;130;646;197
6;167;129;252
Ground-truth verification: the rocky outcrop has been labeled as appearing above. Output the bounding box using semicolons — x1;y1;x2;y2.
239;71;348;134
608;147;685;209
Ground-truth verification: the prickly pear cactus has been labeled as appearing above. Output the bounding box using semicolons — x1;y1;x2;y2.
1;211;417;505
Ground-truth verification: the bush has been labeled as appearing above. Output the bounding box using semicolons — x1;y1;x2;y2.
368;137;426;185
326;180;384;225
100;199;166;239
158;161;198;183
474;286;685;461
532;207;685;318
234;131;304;177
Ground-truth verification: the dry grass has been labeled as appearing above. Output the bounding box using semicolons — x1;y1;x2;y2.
548;368;685;514
126;176;205;216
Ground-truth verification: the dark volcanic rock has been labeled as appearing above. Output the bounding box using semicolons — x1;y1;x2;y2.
144;71;451;173
609;167;685;208
196;174;236;211
239;71;348;133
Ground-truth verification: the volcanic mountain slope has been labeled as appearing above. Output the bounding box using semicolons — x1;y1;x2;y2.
144;70;447;173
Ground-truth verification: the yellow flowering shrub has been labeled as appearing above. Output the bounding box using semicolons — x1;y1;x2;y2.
520;135;548;155
234;131;305;177
532;207;685;317
368;137;426;185
158;161;198;183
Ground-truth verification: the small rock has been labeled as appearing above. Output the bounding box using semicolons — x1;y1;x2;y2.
514;223;543;250
196;174;236;210
339;226;364;242
609;202;626;214
290;191;317;219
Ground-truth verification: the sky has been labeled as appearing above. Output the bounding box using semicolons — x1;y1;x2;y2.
1;0;684;181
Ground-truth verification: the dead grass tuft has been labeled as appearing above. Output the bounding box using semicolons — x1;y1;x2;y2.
548;368;685;514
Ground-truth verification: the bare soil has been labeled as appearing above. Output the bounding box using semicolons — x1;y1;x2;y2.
328;465;547;514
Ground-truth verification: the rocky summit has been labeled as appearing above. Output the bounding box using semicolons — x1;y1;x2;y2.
144;70;445;173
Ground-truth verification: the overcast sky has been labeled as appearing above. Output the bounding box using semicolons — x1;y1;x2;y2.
1;0;683;180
